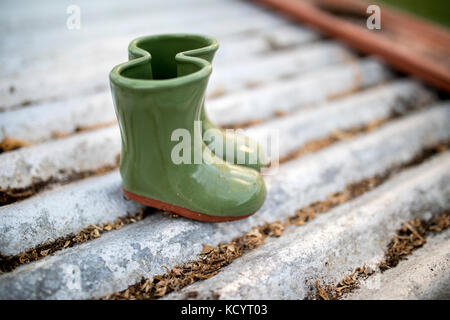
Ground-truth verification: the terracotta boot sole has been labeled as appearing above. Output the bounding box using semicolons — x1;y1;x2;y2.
123;188;255;222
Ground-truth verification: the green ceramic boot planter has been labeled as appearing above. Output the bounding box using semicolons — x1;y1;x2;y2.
110;34;267;222
127;35;266;171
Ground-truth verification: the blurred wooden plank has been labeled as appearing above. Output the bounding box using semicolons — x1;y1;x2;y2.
250;0;450;92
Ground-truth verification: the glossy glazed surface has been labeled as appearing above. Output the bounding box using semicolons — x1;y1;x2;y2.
201;111;267;171
127;35;266;171
110;34;267;218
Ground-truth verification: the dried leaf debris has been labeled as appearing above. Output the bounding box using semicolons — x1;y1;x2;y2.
102;222;282;300
378;213;450;271
316;212;449;300
278;97;431;165
103;141;448;300
0;137;29;152
1;126;447;300
0;209;153;273
279;118;388;164
0;157;120;206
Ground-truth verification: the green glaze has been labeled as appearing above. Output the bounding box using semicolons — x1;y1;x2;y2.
110;34;266;217
200;111;266;171
127;35;266;171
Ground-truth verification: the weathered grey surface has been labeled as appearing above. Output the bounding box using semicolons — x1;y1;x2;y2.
208;58;392;126
1;0;290;79
246;80;434;161
0;172;144;256
1;23;319;114
1;0;294;109
208;42;354;97
0;92;115;144
165;154;450;300
0;59;389;144
0;108;449;299
1;103;448;256
1;0;450;301
0;81;435;191
2;39;348;112
0;126;120;190
345;231;450;300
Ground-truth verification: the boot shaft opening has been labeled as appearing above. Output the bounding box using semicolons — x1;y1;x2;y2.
121;34;218;81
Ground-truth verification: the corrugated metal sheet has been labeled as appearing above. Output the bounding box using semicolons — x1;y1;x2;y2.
0;0;449;300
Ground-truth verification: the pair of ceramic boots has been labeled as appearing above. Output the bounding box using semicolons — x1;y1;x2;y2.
110;34;267;222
